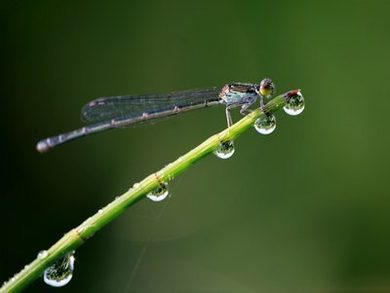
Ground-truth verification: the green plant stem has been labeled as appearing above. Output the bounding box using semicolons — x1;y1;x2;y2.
1;92;292;293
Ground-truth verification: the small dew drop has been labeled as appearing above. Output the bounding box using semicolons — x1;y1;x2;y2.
98;209;103;214
254;114;276;135
133;183;140;189
43;251;75;288
147;182;170;202
284;91;305;116
214;140;235;159
38;250;48;259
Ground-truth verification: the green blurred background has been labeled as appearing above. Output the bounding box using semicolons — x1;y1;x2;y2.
2;0;390;292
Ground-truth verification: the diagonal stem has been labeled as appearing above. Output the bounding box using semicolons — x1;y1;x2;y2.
0;91;295;293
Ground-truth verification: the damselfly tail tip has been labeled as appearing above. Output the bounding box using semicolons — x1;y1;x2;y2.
36;140;50;153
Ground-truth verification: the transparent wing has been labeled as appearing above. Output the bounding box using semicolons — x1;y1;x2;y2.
36;87;223;153
81;87;221;123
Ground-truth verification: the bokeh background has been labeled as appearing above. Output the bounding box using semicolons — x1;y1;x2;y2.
2;0;390;292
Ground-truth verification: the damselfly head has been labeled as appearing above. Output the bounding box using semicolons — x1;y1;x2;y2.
259;78;275;98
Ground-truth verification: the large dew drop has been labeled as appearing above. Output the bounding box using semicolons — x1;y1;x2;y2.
284;90;305;116
147;182;170;202
43;251;75;287
214;140;235;159
254;114;276;135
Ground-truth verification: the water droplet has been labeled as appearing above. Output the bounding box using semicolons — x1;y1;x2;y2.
284;90;305;116
43;251;75;287
147;182;170;202
254;114;276;135
98;209;103;214
214;140;235;159
133;182;140;188
37;250;48;259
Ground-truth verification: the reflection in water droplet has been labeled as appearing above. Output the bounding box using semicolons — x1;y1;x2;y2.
37;250;48;259
284;91;305;116
43;251;75;287
254;114;276;135
147;182;170;202
214;140;235;159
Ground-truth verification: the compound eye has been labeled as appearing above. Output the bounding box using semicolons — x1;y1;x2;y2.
259;78;275;98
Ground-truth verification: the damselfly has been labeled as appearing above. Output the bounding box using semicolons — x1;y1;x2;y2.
36;78;275;152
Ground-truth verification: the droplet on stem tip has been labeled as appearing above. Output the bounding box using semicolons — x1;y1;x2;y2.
284;90;305;116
